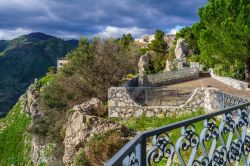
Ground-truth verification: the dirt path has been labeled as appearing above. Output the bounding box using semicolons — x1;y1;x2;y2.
166;76;250;99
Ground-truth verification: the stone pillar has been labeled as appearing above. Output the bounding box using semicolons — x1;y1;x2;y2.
204;88;221;113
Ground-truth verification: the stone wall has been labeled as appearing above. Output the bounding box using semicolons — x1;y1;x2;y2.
144;68;199;87
210;69;248;90
108;87;249;118
108;87;227;118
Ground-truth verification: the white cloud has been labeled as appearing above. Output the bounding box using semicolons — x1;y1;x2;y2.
0;28;32;40
95;26;147;38
56;31;81;40
167;25;183;34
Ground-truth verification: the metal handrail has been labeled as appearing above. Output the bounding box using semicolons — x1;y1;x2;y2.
105;102;250;166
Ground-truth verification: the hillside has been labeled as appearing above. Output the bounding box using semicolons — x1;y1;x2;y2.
0;32;78;117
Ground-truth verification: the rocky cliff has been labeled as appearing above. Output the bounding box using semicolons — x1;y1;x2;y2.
0;79;131;166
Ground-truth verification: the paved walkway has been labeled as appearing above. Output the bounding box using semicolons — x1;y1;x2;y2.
166;76;250;99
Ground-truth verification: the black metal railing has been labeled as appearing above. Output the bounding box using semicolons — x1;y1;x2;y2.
105;102;250;166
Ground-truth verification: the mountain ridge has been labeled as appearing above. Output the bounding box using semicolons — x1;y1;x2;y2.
0;32;78;117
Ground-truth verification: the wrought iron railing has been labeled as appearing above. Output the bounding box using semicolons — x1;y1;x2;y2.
105;102;250;166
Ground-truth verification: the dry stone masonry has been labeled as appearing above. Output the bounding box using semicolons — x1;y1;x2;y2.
210;69;249;90
145;68;199;86
108;87;249;118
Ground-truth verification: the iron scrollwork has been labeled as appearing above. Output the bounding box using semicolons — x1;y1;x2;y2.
147;133;175;166
106;104;250;166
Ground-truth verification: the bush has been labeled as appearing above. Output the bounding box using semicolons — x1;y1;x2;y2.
73;148;90;166
30;37;140;164
149;53;166;73
189;55;200;62
85;130;127;166
42;38;140;110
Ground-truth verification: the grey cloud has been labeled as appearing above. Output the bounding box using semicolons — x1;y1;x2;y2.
0;0;207;39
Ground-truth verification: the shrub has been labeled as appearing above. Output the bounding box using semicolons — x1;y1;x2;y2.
42;37;140;110
150;53;166;73
189;55;200;62
85;130;127;166
73;148;90;166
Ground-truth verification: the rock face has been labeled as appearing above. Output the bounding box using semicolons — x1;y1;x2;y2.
138;52;151;75
63;98;130;166
138;52;151;86
19;82;50;166
175;38;189;59
164;60;173;72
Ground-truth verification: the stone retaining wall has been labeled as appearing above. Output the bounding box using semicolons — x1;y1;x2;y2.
210;69;248;90
108;87;227;118
108;87;249;118
144;68;199;87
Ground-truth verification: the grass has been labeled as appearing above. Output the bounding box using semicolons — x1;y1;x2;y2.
112;110;204;131
38;74;54;87
110;110;205;165
0;102;32;166
110;109;246;165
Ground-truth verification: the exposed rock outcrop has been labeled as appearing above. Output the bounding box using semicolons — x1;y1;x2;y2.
175;38;188;59
19;82;50;165
138;52;151;86
63;98;130;166
138;52;151;75
164;59;173;72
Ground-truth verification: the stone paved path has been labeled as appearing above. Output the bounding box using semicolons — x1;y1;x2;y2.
166;76;250;99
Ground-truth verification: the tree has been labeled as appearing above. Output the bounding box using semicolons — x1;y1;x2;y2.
176;24;202;55
42;37;140;108
148;30;168;56
148;30;168;73
119;33;134;49
198;0;250;81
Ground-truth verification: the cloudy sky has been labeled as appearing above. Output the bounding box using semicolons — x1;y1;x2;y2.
0;0;207;40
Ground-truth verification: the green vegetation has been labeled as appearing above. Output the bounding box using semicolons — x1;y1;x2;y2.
85;130;127;166
176;25;201;55
0;102;32;166
73;148;90;166
111;110;205;165
42;37;140;110
114;110;204;131
177;0;250;81
0;32;77;117
71;130;127;166
189;55;201;63
197;0;250;81
119;33;134;49
26;37;140;163
148;30;168;73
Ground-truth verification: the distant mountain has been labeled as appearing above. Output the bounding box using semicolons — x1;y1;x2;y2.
0;32;78;117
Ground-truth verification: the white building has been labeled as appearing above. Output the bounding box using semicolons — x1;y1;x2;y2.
135;34;176;48
57;58;69;71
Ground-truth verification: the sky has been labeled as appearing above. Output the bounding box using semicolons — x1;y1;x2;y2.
0;0;207;40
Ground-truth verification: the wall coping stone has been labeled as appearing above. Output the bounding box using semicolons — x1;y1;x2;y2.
210;68;248;90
